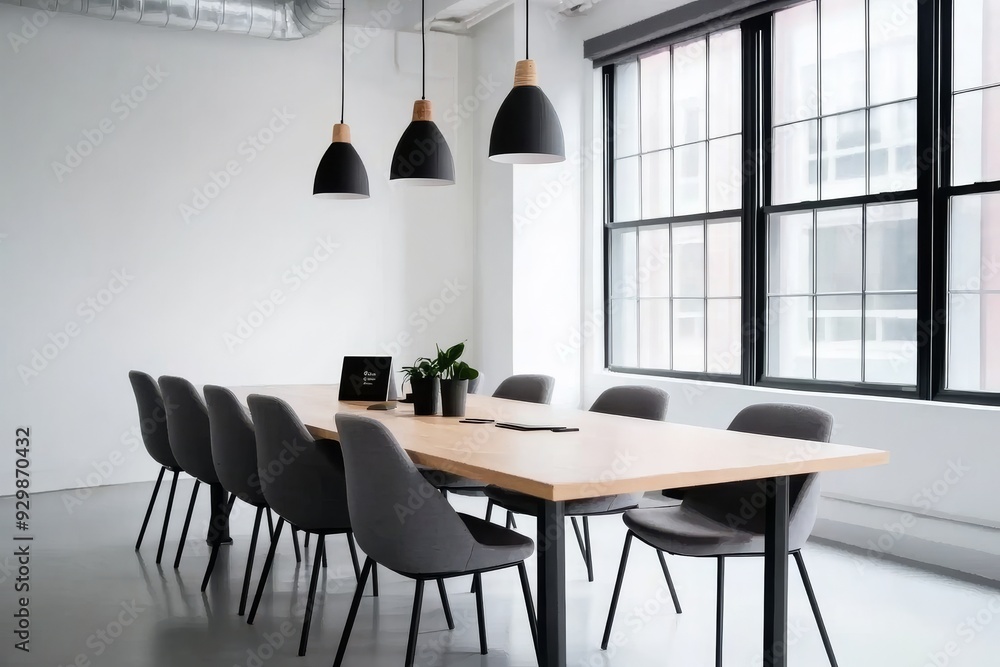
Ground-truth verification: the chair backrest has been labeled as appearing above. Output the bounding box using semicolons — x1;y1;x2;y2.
335;413;482;575
492;374;555;404
590;385;670;421
158;376;218;485
128;371;179;470
681;403;833;548
205;386;266;507
247;395;351;533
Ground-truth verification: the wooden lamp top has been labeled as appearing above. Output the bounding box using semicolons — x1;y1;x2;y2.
514;59;538;87
332;123;351;143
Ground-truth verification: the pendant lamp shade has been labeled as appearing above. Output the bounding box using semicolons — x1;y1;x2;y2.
314;124;370;199
389;100;455;185
489;60;565;164
313;1;370;200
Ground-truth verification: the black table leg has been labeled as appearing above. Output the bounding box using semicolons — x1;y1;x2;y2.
537;500;566;667
207;483;232;545
763;476;790;667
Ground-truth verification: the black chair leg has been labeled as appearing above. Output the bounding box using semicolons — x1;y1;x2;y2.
297;535;325;656
794;551;839;667
506;511;515;529
291;528;302;563
322;536;328;568
247;517;285;624
236;506;264;614
437;578;455;629
372;562;379;597
473;573;487;655
266;508;274;539
716;557;725;667
201;542;221;592
346;532;361;580
333;557;373;667
404;579;426;667
517;562;539;663
656;550;683;613
583;516;594;582
510;512;517;529
136;467;165;551
173;480;202;569
304;532;310;548
155;470;179;565
485;499;494;523
601;531;633;650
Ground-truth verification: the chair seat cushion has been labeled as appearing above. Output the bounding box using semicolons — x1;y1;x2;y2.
485;486;642;516
418;465;487;493
623;506;765;557
460;513;534;572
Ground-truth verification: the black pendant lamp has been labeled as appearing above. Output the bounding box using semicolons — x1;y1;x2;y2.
314;1;370;199
389;0;455;185
489;0;565;164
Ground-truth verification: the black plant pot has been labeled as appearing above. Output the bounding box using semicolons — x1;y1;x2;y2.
409;377;440;416
440;379;469;418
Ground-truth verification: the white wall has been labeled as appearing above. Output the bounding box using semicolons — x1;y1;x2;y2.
470;0;1000;580
0;9;475;496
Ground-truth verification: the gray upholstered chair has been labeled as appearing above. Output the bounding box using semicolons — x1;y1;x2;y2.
200;386;302;614
158;375;223;569
245;394;369;656
601;403;838;667
485;385;670;582
492;373;555;403
129;371;185;564
332;414;538;667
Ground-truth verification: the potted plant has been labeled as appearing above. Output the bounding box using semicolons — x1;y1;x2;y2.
402;357;439;416
436;342;479;417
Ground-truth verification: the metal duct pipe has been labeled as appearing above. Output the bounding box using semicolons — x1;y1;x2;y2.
0;0;342;40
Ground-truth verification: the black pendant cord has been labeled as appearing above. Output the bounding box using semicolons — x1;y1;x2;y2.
525;0;529;60
340;1;345;124
421;0;426;100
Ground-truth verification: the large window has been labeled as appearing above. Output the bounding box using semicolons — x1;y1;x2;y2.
608;30;744;377
602;0;1000;404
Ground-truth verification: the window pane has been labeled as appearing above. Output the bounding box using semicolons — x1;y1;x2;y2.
821;0;866;115
774;2;819;125
773;120;818;204
709;29;741;138
610;299;638;366
640;49;672;152
950;193;1000;291
610;228;637;298
673;299;706;371
709;135;742;211
867;201;918;292
639;299;671;369
615;60;640;157
614;156;640;222
953;0;1000;92
674;143;707;215
769;212;813;294
816;207;863;294
767;296;814;379
953;87;1000;187
869;0;918;105
707;298;741;374
864;294;917;384
816;295;862;381
641;150;671;219
673;38;708;145
870;101;917;194
638;226;671;297
672;222;705;297
708;219;741;297
821;110;867;199
948;293;1000;392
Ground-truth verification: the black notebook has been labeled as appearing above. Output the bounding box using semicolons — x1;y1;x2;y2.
495;422;568;431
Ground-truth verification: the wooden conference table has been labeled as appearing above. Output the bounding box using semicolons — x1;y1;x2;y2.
227;384;889;667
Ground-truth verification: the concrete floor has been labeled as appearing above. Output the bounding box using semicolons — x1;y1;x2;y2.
2;480;999;666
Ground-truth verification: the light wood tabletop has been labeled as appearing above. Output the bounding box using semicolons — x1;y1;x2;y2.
228;384;889;502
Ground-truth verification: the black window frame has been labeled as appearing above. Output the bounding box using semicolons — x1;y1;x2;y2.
600;0;1000;406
